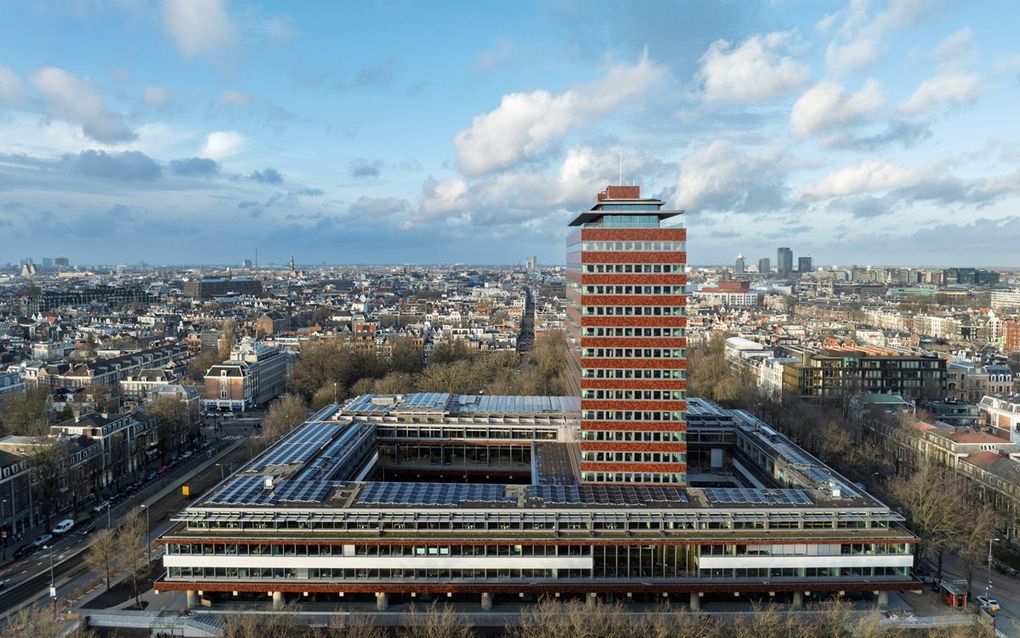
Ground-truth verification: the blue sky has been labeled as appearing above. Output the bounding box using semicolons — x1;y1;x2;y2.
1;0;1019;267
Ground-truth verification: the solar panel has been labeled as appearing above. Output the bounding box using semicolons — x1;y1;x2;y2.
207;475;270;505
273;480;334;503
703;487;813;506
250;422;344;470
356;482;514;506
527;485;687;506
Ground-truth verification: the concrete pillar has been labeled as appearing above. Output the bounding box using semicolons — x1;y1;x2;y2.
186;590;198;609
376;592;389;611
586;592;597;606
272;591;284;609
689;592;701;611
877;591;889;610
792;591;803;609
481;592;493;611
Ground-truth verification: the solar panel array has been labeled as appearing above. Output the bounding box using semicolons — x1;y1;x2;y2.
703;487;813;506
251;422;343;470
357;482;515;506
206;475;270;505
528;485;688;506
273;480;335;503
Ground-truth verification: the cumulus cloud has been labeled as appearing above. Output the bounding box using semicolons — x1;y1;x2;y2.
169;157;219;177
930;28;974;68
822;120;931;151
66;149;162;181
899;72;980;115
453;53;665;175
29;67;135;143
142;85;174;109
199;130;245;160
349;158;383;179
698;31;810;103
824;0;946;74
673;140;788;212
161;0;238;58
791;79;883;137
0;65;26;105
249;167;283;184
803;159;922;198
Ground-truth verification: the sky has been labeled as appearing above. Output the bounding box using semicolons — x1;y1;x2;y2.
1;0;1019;267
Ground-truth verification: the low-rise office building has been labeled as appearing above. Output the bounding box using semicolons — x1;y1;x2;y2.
202;340;290;412
155;394;918;611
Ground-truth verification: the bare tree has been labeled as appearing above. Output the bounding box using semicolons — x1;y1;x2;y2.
219;318;238;360
84;527;118;591
260;394;309;443
399;601;475;638
118;508;148;610
887;463;966;582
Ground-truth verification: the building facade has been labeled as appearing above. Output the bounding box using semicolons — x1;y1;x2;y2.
566;186;687;486
202;340;290;412
777;248;793;276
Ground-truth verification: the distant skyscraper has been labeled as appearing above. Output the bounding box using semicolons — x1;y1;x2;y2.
526;256;538;270
568;185;686;486
798;256;813;274
42;257;53;268
758;257;770;275
734;253;746;274
54;257;70;268
242;259;254;269
777;247;793;275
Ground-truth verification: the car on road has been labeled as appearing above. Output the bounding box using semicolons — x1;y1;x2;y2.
52;519;75;535
145;470;157;481
92;500;110;514
77;523;96;538
182;451;193;460
13;544;35;559
0;577;6;588
31;533;53;548
977;596;999;613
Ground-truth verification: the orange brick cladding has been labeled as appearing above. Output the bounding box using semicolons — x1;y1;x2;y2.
567;186;686;486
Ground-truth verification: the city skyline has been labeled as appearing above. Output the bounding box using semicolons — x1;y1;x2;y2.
2;1;1020;266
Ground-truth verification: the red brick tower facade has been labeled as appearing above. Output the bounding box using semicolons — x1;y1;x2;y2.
566;186;687;485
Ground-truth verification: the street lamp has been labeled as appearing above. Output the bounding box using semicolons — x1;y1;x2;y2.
986;536;1001;598
44;544;56;618
216;463;225;481
140;504;151;565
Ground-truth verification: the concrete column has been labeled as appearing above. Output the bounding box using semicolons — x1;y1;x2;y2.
877;591;889;610
689;592;701;611
272;591;284;609
792;591;803;609
481;592;493;611
376;592;389;611
586;592;597;606
186;590;198;609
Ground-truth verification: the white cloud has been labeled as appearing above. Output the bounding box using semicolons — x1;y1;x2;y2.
791;79;883;138
29;67;135;143
930;28;974;68
825;0;946;74
142;85;174;109
472;39;516;73
673;140;788;212
899;72;980;115
160;0;238;58
453;53;665;175
0;65;27;105
200;130;245;160
698;31;810;103
219;89;253;106
803;159;922;198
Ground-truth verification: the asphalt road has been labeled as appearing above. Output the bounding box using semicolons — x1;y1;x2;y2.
0;436;250;624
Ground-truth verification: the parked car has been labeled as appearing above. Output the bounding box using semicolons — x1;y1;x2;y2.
92;500;110;514
0;577;6;589
52;519;75;535
31;533;53;548
145;470;157;481
182;451;194;460
977;596;1000;613
13;544;34;559
77;523;96;538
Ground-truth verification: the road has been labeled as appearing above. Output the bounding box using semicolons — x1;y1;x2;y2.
0;435;250;624
938;550;1020;636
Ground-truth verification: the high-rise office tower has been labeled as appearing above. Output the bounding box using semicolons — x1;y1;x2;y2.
734;253;746;274
798;256;813;274
567;186;687;485
777;247;793;275
758;257;770;275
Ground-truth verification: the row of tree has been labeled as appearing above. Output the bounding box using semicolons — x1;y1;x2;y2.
215;599;992;638
288;331;568;409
